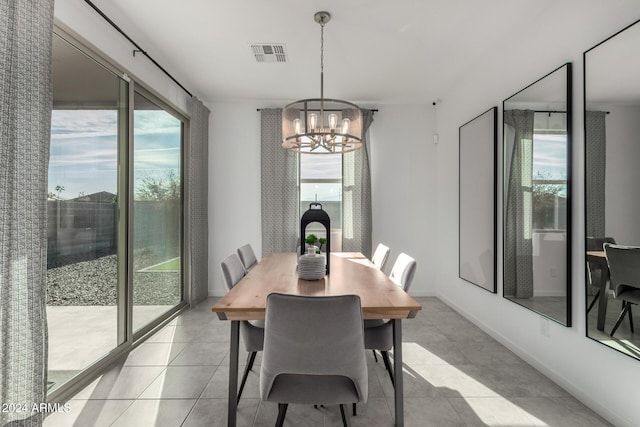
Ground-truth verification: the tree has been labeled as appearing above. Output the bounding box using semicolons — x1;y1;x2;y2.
532;171;565;230
136;170;180;201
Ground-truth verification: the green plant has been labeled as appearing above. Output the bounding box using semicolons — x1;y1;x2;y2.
318;237;327;252
304;234;318;246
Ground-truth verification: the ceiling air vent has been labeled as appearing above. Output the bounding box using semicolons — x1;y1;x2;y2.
250;43;287;63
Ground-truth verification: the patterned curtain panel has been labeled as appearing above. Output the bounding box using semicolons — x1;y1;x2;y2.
189;97;210;305
342;110;374;258
503;110;534;298
0;1;54;425
585;111;607;238
261;109;298;254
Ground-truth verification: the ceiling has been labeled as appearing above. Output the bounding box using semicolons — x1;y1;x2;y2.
87;0;559;104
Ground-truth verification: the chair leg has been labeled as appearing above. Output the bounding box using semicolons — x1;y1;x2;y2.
372;350;378;362
339;404;352;427
237;351;257;404
629;304;634;333
381;351;395;387
586;290;600;313
352;402;356;416
276;403;288;427
610;302;631;337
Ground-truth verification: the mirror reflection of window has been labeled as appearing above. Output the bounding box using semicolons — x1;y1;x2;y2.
532;112;567;231
502;63;572;327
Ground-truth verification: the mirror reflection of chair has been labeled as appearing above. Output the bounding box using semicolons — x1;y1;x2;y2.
371;243;390;271
260;293;367;427
603;243;640;337
237;243;258;271
364;253;417;388
220;253;264;403
586;237;616;313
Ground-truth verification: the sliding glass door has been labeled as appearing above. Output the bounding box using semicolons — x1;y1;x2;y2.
48;31;187;396
132;91;183;333
47;34;127;393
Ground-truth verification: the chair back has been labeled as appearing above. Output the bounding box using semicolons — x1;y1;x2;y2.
260;293;368;404
237;244;258;271
586;237;616;287
603;243;640;297
371;243;390;270
389;253;417;292
221;253;246;291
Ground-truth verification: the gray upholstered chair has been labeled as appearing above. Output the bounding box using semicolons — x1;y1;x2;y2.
586;236;616;313
237;243;258;271
364;252;417;387
220;253;264;403
371;243;390;271
603;243;640;337
260;293;368;427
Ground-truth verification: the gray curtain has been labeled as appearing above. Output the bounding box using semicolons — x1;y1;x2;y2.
504;110;534;298
261;109;298;254
0;1;54;426
189;97;210;305
585;111;607;238
342;110;374;257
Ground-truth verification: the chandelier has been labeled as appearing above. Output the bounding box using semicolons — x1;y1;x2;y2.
282;11;363;154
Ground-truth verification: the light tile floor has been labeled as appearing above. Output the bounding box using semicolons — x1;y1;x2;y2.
44;297;612;427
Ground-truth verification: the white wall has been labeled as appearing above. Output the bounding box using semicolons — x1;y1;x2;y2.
434;4;640;427
369;105;438;293
207;101;264;296
54;0;191;114
605;104;640;244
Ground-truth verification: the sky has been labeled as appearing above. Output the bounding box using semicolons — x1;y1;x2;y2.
49;109;181;199
532;133;567;180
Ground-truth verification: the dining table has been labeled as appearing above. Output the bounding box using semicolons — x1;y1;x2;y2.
586;250;609;331
212;252;422;427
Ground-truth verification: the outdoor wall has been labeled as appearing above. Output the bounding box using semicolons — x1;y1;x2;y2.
434;4;640;427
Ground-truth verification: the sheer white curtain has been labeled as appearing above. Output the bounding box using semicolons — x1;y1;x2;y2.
342;110;374;257
1;1;54;425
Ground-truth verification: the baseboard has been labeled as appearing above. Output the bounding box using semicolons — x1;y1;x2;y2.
435;293;634;427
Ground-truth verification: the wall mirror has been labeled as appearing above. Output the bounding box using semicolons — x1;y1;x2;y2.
585;19;640;360
503;63;572;326
459;107;497;293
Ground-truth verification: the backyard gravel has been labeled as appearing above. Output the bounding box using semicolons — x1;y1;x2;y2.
47;254;181;306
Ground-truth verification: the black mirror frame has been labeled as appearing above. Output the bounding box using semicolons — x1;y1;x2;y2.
583;18;640;360
502;63;573;327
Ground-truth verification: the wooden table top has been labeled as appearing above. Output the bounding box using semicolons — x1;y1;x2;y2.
587;250;605;257
212;252;422;321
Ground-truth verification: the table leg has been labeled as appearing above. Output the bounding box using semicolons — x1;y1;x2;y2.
228;321;240;427
392;319;404;427
596;266;611;331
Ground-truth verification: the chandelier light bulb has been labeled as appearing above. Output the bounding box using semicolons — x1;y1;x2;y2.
328;113;338;130
309;113;318;130
341;118;350;134
293;118;302;135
